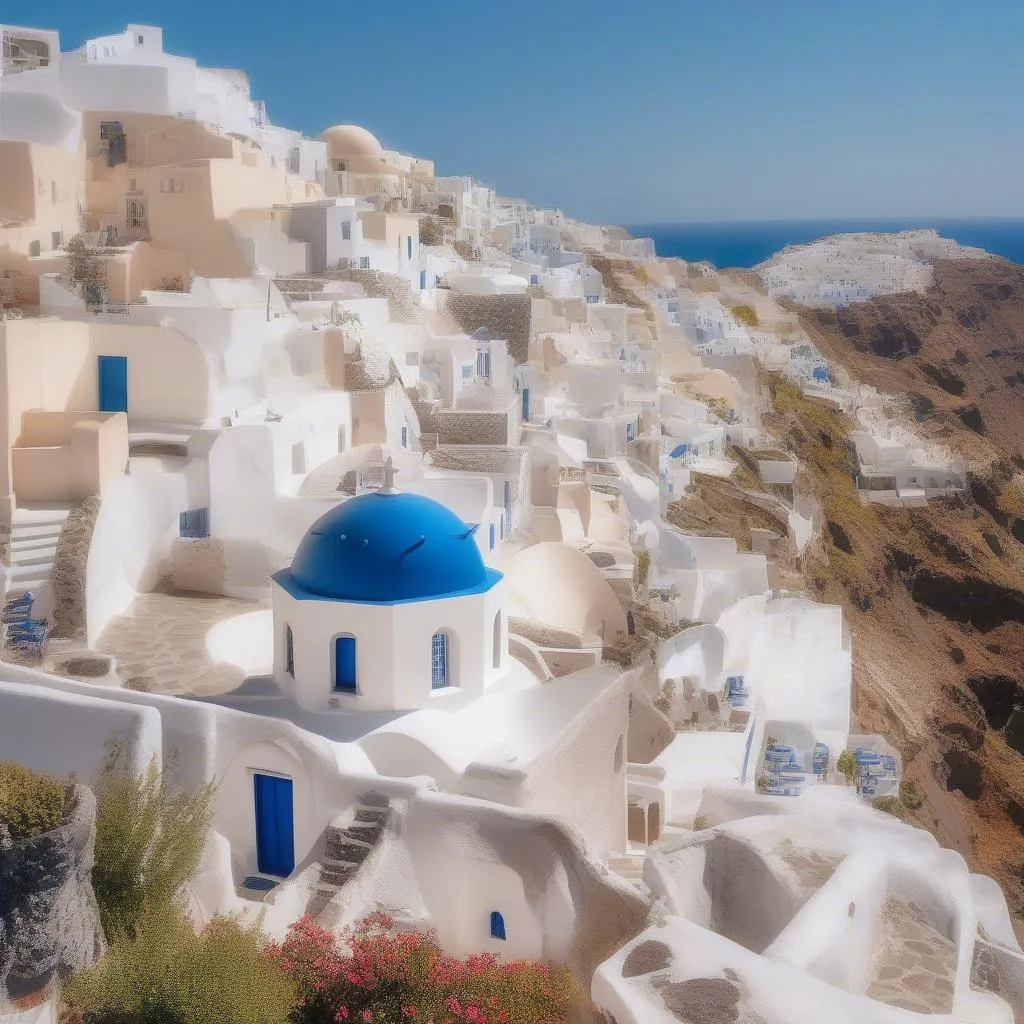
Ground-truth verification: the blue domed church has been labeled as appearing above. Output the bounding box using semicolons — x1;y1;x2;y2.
271;462;508;712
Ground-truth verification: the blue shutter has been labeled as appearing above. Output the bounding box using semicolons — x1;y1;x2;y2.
334;636;356;691
489;912;506;940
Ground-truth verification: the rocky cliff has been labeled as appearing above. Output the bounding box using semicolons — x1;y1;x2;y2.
0;784;106;1005
783;258;1024;943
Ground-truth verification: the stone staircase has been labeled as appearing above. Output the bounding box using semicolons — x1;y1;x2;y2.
608;850;647;888
306;793;393;920
7;506;71;620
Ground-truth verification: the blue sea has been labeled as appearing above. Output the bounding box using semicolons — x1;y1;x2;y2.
625;219;1024;270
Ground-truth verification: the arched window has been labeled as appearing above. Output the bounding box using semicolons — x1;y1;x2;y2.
431;631;449;689
489;911;506;941
492;612;501;670
285;625;294;676
333;635;357;692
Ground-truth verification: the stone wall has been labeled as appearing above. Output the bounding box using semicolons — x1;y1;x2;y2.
0;785;105;1005
442;293;532;365
328;268;425;325
50;495;102;644
436;410;509;447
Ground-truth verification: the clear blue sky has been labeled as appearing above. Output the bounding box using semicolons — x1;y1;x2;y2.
13;0;1024;224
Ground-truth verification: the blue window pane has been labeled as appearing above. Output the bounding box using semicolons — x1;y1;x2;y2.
334;636;356;691
431;632;448;689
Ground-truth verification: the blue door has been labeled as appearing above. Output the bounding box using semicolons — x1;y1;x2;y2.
521;387;530;421
253;773;294;877
334;636;356;691
490;911;506;940
98;355;128;413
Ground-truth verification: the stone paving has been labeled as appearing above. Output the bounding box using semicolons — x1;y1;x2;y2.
92;587;271;695
866;897;957;1014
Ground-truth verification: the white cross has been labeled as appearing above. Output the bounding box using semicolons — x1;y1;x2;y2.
380;456;399;494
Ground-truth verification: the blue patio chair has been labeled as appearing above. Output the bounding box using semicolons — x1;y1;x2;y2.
7;621;46;640
3;592;34;623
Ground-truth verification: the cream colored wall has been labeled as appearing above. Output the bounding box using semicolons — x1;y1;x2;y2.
0;141;83;258
360;211;418;247
0;319;212;513
12;410;128;504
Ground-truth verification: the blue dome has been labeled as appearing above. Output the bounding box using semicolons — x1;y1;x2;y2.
282;491;499;603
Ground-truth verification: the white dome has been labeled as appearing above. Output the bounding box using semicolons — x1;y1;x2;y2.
320;124;384;159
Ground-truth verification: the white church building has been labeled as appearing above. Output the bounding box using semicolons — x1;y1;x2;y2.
271;462;508;713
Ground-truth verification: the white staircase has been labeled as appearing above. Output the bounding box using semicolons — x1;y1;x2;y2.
7;506;72;620
608;850;647;888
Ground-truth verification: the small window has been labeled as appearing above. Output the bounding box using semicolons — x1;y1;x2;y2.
285;626;295;676
341;221;351;241
401;425;408;449
614;736;624;773
461;365;473;380
28;240;40;258
492;612;501;669
431;632;449;689
489;912;506;941
359;256;370;270
136;34;144;45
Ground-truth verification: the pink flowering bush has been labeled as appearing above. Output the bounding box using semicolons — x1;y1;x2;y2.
264;912;583;1024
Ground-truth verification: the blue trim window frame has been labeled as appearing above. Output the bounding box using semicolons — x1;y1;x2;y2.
490;911;506;940
359;256;370;269
431;631;449;689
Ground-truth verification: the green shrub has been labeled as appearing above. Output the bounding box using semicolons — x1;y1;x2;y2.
836;750;857;784
634;547;651;589
899;779;923;810
62;903;295;1024
872;796;905;819
92;757;216;942
730;304;759;327
0;761;68;841
693;815;708;830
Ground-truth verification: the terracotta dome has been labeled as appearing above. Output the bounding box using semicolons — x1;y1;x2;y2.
320;124;384;159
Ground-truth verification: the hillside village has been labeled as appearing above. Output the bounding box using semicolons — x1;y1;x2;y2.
0;22;1023;1024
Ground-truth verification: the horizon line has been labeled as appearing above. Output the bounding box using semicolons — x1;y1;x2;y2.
624;215;1024;228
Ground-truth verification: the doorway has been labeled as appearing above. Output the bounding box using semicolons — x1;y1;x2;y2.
97;355;128;413
253;773;295;877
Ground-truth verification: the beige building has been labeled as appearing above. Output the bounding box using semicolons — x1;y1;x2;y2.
0;316;214;520
0;139;84;292
82;112;313;284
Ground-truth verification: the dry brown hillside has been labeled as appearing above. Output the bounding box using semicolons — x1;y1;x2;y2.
774;260;1024;939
